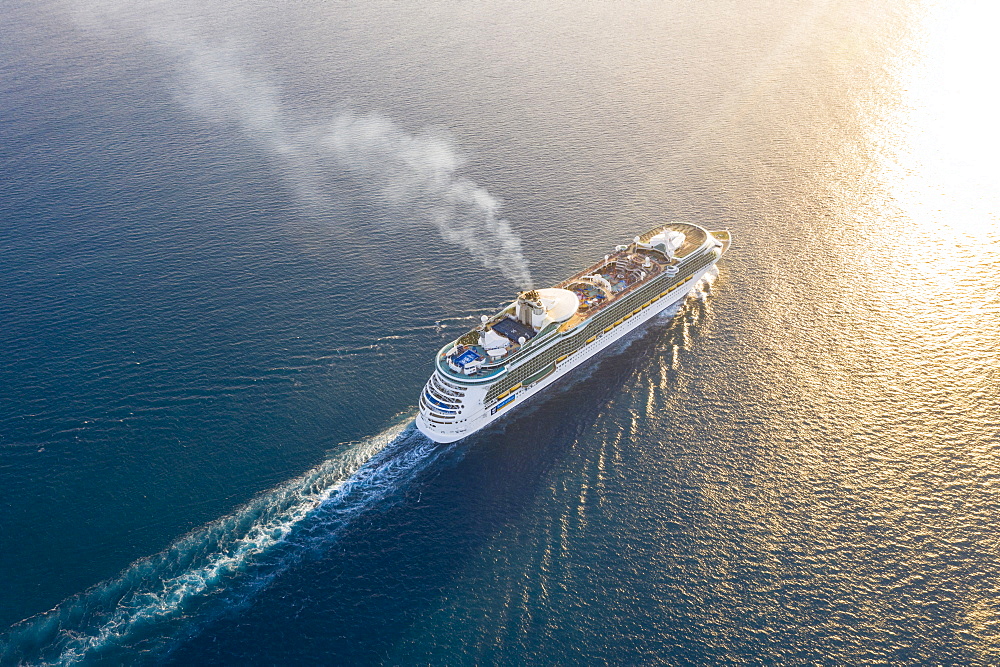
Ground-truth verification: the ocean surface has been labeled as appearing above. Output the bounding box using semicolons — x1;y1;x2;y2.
2;0;999;664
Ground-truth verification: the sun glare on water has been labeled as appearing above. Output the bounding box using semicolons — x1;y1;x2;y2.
858;0;1000;328
882;0;1000;240
813;0;1000;482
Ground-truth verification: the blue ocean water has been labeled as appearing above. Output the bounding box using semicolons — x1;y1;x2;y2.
3;0;999;664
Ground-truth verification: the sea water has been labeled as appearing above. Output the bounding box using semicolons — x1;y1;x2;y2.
2;0;999;664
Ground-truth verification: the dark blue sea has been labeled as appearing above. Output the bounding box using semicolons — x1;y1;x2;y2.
2;0;999;664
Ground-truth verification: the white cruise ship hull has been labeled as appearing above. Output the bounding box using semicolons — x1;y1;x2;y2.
416;263;718;444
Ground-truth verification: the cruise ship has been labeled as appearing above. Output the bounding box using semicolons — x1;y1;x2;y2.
416;222;731;443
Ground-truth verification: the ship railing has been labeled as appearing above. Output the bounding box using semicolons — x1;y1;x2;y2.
437;353;507;381
438;322;566;380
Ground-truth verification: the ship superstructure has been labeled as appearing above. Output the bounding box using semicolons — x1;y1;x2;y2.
416;222;731;443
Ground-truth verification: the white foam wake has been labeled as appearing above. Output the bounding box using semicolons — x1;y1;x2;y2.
0;419;442;665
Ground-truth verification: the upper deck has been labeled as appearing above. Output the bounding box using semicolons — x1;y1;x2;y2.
436;222;725;383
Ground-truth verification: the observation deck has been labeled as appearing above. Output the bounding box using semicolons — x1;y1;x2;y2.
437;222;719;382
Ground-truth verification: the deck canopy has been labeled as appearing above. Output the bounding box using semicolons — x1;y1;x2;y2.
482;328;510;349
533;288;579;327
645;230;686;258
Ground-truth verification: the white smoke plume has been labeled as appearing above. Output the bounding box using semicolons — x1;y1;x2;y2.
73;6;533;287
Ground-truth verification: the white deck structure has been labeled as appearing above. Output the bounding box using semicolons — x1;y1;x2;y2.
417;223;731;443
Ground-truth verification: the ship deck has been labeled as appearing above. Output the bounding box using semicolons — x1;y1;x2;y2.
639;223;707;257
438;222;719;381
554;223;707;331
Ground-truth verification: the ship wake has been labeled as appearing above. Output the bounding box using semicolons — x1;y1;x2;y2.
0;418;445;665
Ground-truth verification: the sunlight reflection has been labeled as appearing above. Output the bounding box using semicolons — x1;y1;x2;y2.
849;0;1000;433
863;0;1000;321
882;0;1000;240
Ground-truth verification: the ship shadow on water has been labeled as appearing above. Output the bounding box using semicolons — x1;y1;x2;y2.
165;295;713;664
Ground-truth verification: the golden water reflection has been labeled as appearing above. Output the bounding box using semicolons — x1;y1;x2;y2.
887;1;1000;238
861;0;999;382
858;4;1000;656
